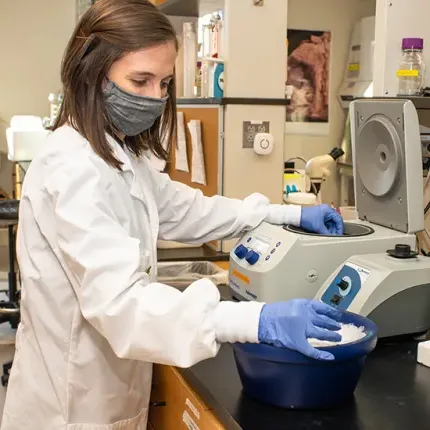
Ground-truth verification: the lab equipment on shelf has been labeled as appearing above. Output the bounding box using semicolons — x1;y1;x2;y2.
183;22;198;98
48;92;63;127
304;147;344;204
194;61;202;97
210;13;223;59
282;156;322;206
283;159;306;195
6;116;49;163
397;38;426;96
338;16;375;108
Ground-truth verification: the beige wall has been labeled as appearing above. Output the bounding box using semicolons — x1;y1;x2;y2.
0;0;75;152
285;0;376;205
221;0;288;252
222;0;288;202
0;0;75;198
224;0;287;98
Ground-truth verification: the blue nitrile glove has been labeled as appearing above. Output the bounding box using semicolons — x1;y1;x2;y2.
258;299;342;360
300;204;344;235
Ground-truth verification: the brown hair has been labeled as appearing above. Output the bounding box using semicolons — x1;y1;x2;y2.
53;0;178;169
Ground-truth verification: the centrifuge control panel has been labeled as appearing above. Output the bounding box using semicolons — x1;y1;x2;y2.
232;233;283;267
320;262;371;310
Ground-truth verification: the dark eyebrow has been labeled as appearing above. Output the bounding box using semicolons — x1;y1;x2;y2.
162;74;175;81
128;71;174;81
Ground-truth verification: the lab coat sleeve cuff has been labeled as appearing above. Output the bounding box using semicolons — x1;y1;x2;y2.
265;204;302;226
213;301;265;344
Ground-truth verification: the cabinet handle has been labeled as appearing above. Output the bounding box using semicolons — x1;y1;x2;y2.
150;401;166;407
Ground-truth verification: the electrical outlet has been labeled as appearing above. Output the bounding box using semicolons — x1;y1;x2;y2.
243;121;270;148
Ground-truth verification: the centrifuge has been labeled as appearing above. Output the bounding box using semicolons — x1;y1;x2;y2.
229;99;424;303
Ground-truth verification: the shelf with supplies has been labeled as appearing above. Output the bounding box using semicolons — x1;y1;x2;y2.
355;96;430;110
177;97;291;106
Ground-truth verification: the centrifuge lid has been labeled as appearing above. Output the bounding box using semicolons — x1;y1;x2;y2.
350;99;423;233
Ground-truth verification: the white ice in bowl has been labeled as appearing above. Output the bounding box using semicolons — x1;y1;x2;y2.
308;323;366;347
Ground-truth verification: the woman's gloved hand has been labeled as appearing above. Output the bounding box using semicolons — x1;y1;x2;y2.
258;299;342;360
300;204;344;235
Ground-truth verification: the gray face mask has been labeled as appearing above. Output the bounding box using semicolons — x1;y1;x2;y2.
103;80;168;136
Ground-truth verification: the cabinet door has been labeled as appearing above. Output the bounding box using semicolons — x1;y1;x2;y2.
149;365;225;430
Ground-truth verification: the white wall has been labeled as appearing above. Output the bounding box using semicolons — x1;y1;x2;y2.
0;0;76;152
285;0;376;204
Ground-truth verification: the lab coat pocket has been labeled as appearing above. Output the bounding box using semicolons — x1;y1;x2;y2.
67;407;148;430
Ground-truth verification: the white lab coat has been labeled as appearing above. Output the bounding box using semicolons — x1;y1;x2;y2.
1;126;301;430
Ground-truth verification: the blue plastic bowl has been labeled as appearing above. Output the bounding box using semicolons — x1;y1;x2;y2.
232;311;378;409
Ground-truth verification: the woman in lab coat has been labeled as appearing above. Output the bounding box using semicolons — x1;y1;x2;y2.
1;1;344;429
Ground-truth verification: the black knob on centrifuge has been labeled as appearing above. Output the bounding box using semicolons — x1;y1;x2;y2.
337;279;349;291
395;244;411;256
386;244;418;259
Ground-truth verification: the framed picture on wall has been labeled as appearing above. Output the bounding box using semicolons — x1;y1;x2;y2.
285;29;332;136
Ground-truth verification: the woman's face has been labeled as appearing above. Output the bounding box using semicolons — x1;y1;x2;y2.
107;40;177;99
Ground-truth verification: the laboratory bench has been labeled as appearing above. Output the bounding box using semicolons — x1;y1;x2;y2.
149;260;430;430
150;339;430;430
149;260;430;429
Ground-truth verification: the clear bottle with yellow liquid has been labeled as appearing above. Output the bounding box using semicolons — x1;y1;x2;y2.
397;38;426;96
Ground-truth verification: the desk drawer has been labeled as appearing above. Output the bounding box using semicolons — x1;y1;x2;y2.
149;365;224;430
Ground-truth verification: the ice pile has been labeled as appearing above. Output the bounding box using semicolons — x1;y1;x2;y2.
308;323;366;347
